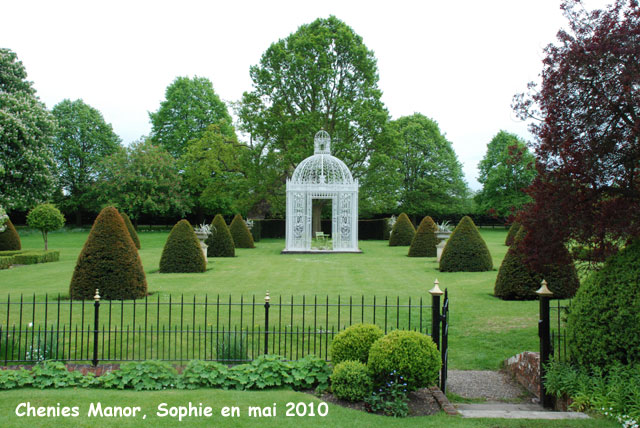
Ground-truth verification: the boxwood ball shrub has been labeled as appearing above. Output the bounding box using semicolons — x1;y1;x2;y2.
120;212;140;249
439;216;493;272
206;214;235;257
69;206;147;300
368;330;441;391
159;219;206;273
567;239;640;368
0;218;21;251
505;222;521;246
229;214;255;248
494;228;579;300
330;360;373;402
408;216;437;257
330;323;384;364
389;213;415;246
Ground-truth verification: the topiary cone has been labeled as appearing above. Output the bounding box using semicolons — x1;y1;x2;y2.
505;222;521;246
69;206;147;300
389;213;415;246
160;219;206;273
120;212;141;249
229;214;255;248
0;218;21;251
206;214;235;257
439;216;493;272
408;216;438;257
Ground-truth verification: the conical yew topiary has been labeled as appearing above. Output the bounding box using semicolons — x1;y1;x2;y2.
159;219;206;273
439;216;493;272
494;228;579;300
229;214;255;248
120;212;140;249
505;222;521;246
69;207;147;300
0;218;21;251
408;216;438;257
206;214;235;257
389;213;416;246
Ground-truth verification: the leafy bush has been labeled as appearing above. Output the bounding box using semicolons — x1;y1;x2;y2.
69;206;147;300
365;372;409;417
216;331;247;362
180;360;229;389
289;355;331;391
30;361;88;389
0;368;32;390
0;255;13;269
206;214;235;257
494;228;579;300
439;216;493;272
505;222;521;246
567;239;640;368
408;216;437;257
368;330;441;391
229;214;255;248
26;203;65;250
100;360;178;390
244;354;292;389
159;219;206;273
330;323;384;364
0;218;21;251
330;360;372;402
120;212;140;249
13;250;60;265
388;213;415;246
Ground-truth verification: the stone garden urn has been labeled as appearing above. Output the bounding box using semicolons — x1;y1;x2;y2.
435;230;452;262
194;230;209;263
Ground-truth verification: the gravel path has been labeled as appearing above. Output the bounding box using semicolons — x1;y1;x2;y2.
446;370;529;400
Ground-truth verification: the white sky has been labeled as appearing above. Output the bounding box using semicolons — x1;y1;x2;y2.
1;0;610;190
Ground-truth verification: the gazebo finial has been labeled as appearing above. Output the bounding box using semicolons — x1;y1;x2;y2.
314;130;331;154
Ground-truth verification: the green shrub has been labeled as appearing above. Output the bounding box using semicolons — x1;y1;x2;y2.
364;372;409;417
0;368;32;390
567;239;640;368
0;218;21;251
159;219;206;273
439;216;493;272
100;361;178;390
494;228;579;300
389;213;415;246
206;214;235;257
250;219;261;242
30;361;89;389
26;203;65;250
368;330;441;391
12;250;60;265
120;212;140;249
0;256;13;269
69;206;147;300
330;360;372;402
180;360;229;389
245;354;292;389
330;323;384;364
0;250;23;256
229;214;255;248
505;222;521;246
289;355;331;390
408;216;437;257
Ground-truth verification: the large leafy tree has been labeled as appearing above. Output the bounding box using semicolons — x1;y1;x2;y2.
237;16;392;216
0;48;56;210
149;76;233;158
513;0;640;265
51;99;121;225
475;131;536;219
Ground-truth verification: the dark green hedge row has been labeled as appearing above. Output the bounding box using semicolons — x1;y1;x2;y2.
13;251;60;265
0;256;13;269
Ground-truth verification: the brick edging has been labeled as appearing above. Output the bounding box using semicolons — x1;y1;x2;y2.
430;386;459;415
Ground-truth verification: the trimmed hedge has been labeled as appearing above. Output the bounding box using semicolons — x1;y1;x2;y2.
494;228;579;300
0;218;21;251
330;323;384;365
439;216;493;272
505;222;521;246
0;256;13;269
120;212;140;249
229;214;255;248
389;213;415;246
408;216;438;257
69;207;147;300
368;330;441;391
13;251;60;265
330;360;373;402
250;219;261;242
206;215;235;257
567;239;640;368
159;220;206;273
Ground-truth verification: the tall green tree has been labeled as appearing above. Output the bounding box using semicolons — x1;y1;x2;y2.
0;48;56;210
475;131;536;218
149;76;233;158
51;99;121;225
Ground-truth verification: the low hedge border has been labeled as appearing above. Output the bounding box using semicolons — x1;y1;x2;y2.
2;250;60;265
0;256;14;270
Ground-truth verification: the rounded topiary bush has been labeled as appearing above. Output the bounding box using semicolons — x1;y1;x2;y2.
69;207;147;300
505;222;521;246
159;219;206;273
0;218;21;251
229;214;255;249
389;213;415;246
330;360;373;402
368;330;441;391
330;323;384;365
206;214;235;257
408;216;437;257
567;239;640;368
120;212;140;249
439;216;493;272
494;228;579;300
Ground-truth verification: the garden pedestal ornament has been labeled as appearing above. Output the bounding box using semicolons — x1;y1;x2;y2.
194;224;211;263
435;222;452;262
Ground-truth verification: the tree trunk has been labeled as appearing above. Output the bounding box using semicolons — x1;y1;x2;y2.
43;231;48;251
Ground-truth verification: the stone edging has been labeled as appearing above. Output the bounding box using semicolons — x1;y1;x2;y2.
429;386;459;415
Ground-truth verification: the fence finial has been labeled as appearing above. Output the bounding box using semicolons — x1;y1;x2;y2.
429;279;444;296
265;291;270;303
536;279;553;297
94;289;101;302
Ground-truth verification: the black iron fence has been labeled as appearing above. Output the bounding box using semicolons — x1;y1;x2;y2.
549;299;571;363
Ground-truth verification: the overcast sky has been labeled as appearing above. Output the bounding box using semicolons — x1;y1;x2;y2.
2;0;611;190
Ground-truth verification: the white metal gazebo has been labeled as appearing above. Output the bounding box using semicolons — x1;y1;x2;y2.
283;130;360;253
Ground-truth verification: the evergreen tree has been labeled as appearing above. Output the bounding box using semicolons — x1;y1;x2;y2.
159;220;206;273
120;212;141;249
229;214;255;248
440;216;493;272
505;222;521;246
206;214;235;257
0;218;21;251
389;213;415;246
408;216;438;257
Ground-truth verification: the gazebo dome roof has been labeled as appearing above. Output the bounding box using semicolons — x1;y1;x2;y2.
291;131;354;185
